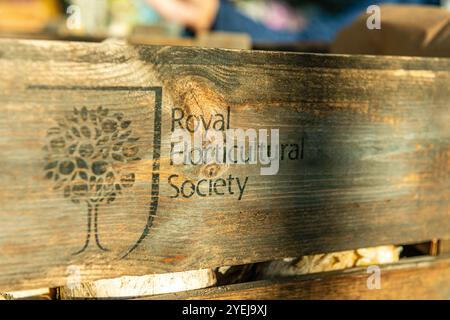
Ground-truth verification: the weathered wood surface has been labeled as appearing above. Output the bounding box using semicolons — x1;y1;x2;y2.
0;39;449;291
144;256;450;300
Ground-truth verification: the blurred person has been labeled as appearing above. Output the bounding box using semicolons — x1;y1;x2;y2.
146;0;442;43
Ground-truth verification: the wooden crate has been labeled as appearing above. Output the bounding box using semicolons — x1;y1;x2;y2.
0;39;448;299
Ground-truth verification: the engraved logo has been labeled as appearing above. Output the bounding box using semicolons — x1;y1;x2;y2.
43;106;141;255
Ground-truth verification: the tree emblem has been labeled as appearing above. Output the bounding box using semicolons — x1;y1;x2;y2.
44;106;140;255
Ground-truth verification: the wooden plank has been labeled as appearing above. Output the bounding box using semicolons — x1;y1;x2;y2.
332;5;450;58
0;39;449;291
195;32;251;50
144;256;450;300
58;269;216;299
413;240;440;256
128;31;252;50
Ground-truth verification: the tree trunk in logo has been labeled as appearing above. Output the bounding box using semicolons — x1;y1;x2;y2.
43;106;140;255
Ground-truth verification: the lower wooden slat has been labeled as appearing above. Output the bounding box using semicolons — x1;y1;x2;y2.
143;256;450;300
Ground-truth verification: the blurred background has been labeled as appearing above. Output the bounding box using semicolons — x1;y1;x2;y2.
0;0;449;55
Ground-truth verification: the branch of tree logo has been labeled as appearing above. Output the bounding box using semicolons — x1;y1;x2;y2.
168;107;304;200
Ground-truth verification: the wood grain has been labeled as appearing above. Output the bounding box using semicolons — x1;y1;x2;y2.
0;39;448;291
144;256;450;300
